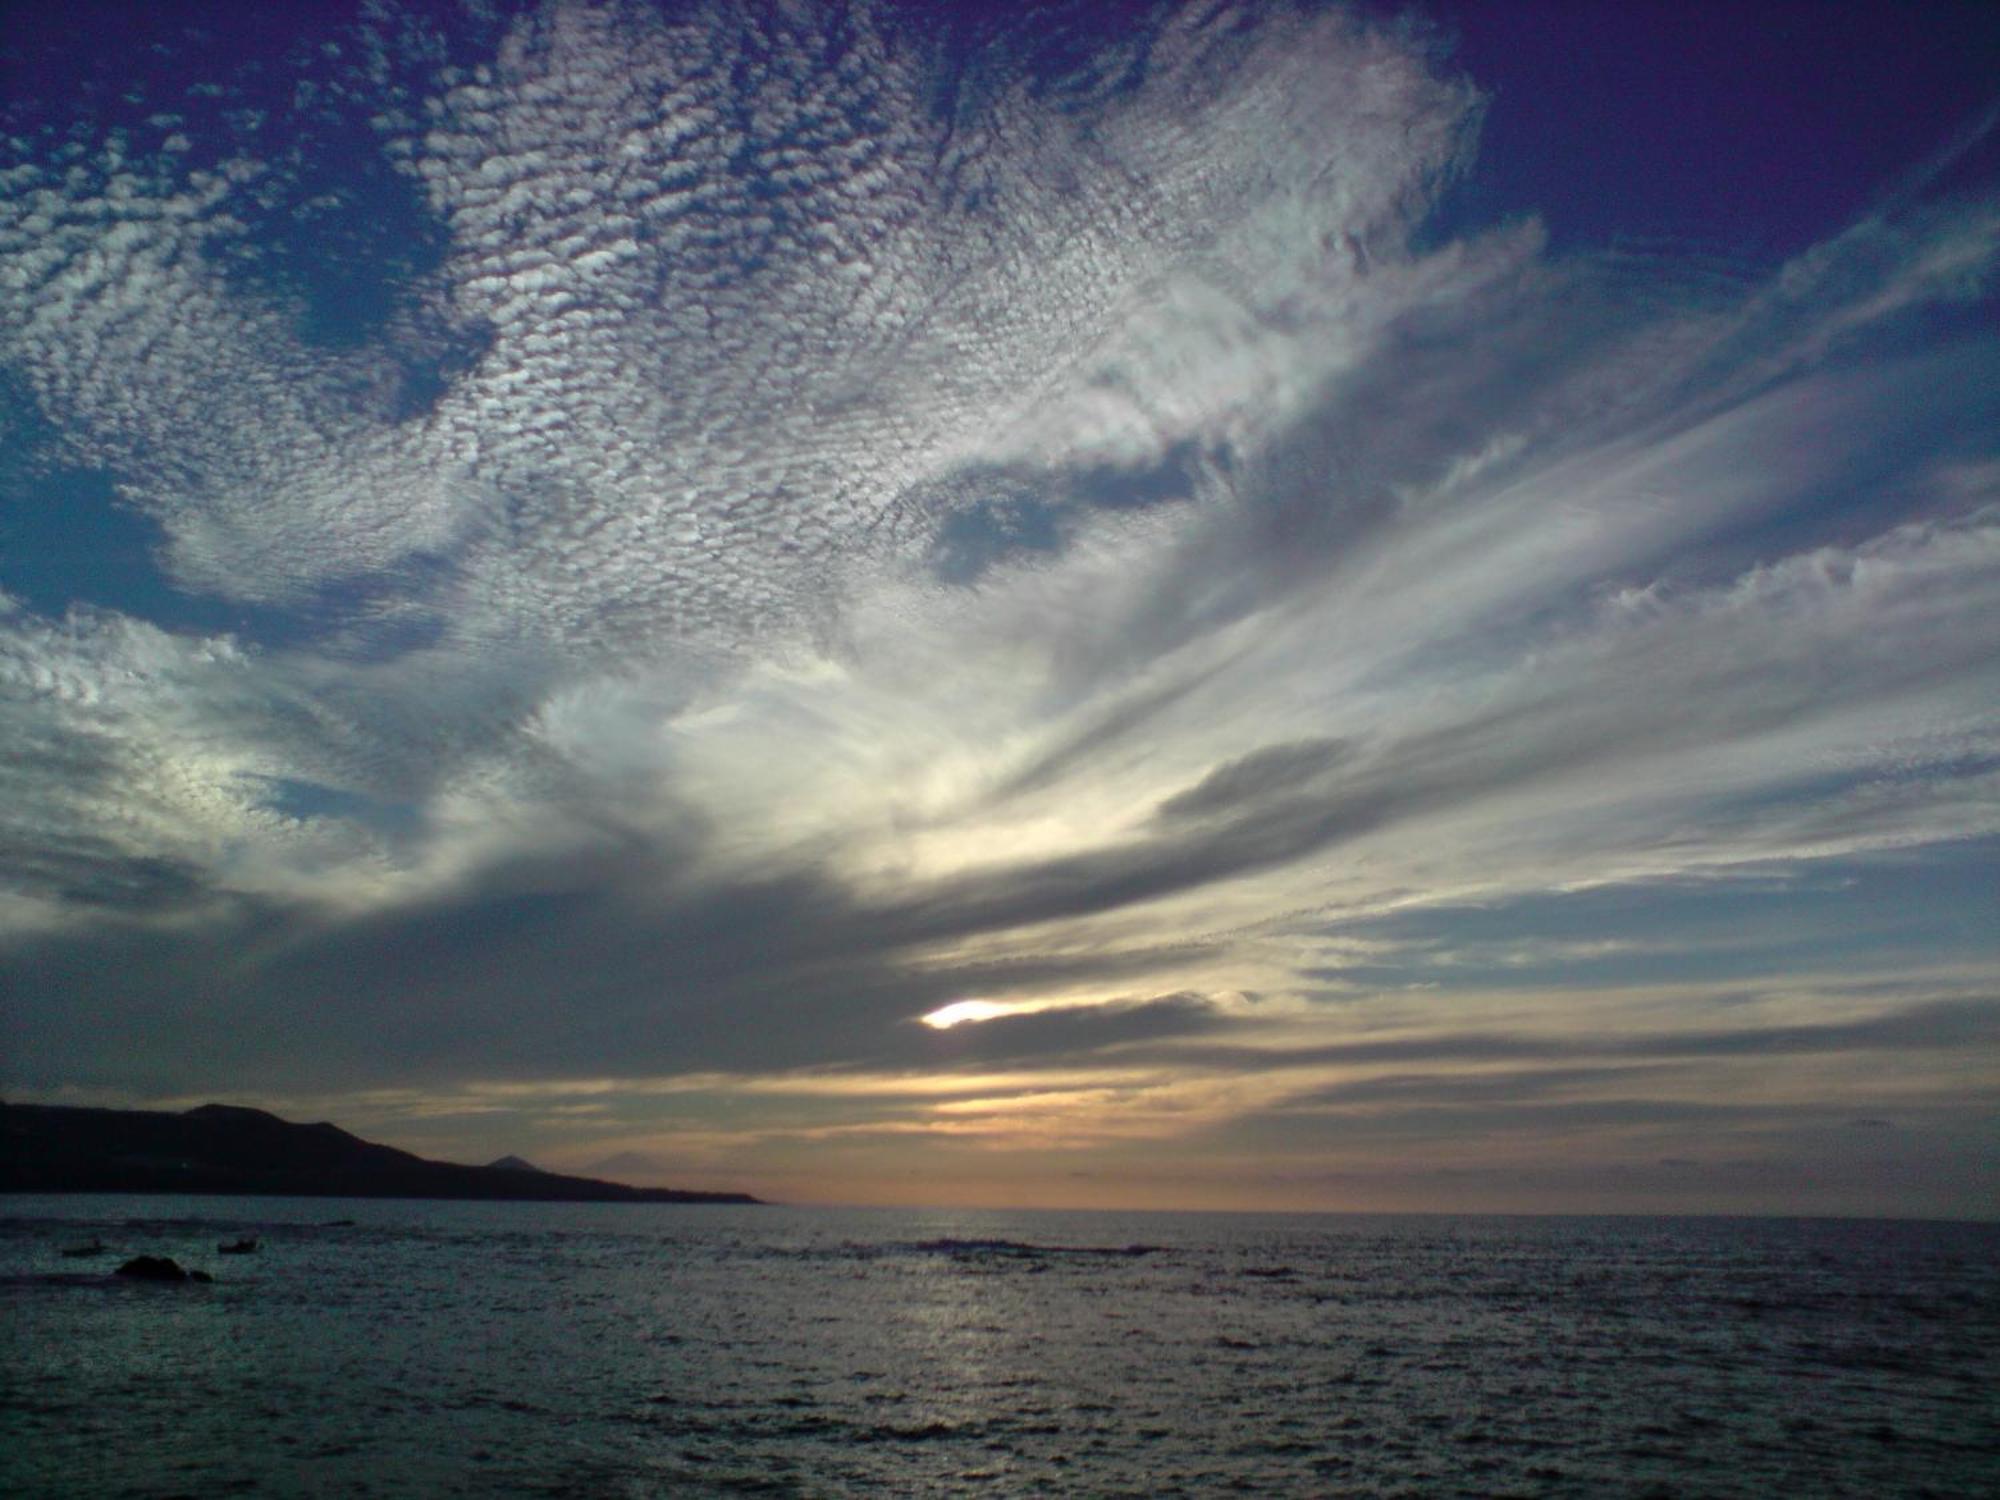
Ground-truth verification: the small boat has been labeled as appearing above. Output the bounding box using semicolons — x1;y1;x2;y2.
60;1238;107;1258
217;1237;260;1254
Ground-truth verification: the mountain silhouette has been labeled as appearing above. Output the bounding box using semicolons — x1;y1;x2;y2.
485;1154;546;1174
0;1101;759;1204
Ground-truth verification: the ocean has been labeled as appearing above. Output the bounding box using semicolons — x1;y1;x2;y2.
3;1198;1995;1496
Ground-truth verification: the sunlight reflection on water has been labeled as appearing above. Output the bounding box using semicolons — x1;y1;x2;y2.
3;1199;1996;1496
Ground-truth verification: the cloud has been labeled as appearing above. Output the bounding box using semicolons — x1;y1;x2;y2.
1118;995;2000;1078
900;992;1229;1066
1156;738;1354;822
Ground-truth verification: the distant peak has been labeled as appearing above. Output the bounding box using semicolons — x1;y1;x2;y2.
486;1154;545;1173
183;1103;285;1124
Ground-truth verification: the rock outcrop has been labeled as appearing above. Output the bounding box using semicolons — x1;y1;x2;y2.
115;1255;212;1283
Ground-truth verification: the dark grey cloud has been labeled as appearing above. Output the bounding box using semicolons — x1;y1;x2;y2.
1285;1064;1685;1108
1156;737;1353;822
0;824;1235;1093
1207;1092;1996;1158
1116;996;2000;1076
11;767;1989;1103
1645;999;1998;1058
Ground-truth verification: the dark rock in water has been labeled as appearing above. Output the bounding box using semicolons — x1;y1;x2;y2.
189;1268;213;1283
116;1255;193;1281
218;1237;259;1254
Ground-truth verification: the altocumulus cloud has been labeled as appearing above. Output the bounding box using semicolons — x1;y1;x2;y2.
0;0;1996;1211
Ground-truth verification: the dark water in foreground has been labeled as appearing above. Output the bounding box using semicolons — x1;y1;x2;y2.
2;1200;1995;1497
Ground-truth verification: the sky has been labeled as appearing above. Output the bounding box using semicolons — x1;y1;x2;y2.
1;0;1996;1217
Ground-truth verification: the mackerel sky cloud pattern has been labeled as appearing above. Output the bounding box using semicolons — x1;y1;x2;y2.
1;0;1995;1213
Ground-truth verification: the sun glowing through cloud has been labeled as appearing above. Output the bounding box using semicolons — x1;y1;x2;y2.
919;1001;1017;1031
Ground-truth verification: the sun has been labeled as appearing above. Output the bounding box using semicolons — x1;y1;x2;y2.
918;999;1014;1030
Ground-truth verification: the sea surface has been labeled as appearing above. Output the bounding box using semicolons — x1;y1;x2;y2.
2;1199;1995;1497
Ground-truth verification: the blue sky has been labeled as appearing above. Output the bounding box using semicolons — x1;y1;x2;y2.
2;0;1995;1214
